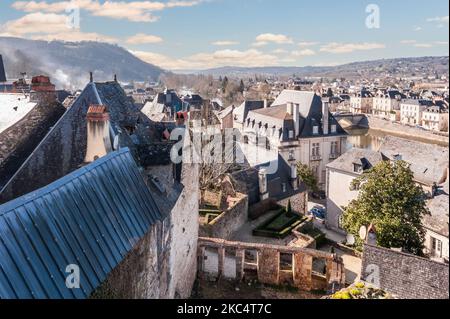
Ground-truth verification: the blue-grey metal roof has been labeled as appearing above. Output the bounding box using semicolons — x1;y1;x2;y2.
0;148;164;299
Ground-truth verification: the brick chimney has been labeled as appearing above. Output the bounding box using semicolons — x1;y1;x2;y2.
30;75;56;103
322;99;330;135
84;105;112;163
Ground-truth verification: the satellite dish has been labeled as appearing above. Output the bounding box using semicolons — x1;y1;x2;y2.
359;225;367;240
346;234;355;245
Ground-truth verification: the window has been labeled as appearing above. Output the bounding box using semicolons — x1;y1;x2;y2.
281;182;287;193
312;143;320;157
289;130;294;139
331;124;337;133
353;163;363;173
313;126;319;135
432;237;443;257
288;150;295;161
330;141;338;156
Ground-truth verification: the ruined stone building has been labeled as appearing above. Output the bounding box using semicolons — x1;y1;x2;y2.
0;79;199;298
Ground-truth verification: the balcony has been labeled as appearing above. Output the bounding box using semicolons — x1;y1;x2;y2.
310;155;322;161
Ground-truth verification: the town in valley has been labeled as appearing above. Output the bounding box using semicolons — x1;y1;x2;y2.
0;0;448;301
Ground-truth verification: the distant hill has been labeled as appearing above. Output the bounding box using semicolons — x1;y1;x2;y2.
0;37;166;89
182;56;449;79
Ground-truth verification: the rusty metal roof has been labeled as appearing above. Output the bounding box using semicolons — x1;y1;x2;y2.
0;148;164;299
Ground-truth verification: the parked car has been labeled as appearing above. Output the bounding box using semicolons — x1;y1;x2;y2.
309;207;326;220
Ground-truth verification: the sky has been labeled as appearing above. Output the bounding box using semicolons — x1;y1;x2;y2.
0;0;448;70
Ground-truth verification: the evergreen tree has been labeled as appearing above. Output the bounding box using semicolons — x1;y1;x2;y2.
342;160;429;255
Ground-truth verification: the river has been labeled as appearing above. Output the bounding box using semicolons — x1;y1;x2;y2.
345;127;448;151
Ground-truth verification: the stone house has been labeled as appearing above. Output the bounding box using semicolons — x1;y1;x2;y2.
372;90;406;120
400;99;433;125
349;89;374;114
325;148;386;233
0;78;199;299
241;90;347;190
421;104;449;132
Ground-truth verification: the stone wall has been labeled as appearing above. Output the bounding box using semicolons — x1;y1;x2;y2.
198;237;345;293
92;163;199;299
361;244;449;299
165;161;200;298
0;101;65;188
278;191;308;215
200;193;248;239
91;221;170;299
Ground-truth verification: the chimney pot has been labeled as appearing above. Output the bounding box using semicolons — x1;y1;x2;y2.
89;71;93;82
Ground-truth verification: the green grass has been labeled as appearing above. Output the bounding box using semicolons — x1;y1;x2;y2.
253;209;306;239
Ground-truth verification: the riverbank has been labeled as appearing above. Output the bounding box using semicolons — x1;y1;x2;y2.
366;116;449;147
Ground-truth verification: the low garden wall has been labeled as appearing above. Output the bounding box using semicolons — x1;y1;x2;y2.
199;193;248;239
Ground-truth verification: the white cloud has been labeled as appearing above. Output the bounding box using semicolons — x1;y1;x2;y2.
126;33;163;44
413;26;423;31
272;49;288;54
319;42;385;54
0;12;70;35
427;16;449;24
0;12;118;43
132;49;279;70
211;40;239;46
414;43;433;48
11;0;203;22
291;49;316;57
435;41;449;45
298;41;319;47
253;33;293;46
400;40;417;44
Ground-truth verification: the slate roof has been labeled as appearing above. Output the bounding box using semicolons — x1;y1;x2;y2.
0;81;158;203
0;148;163;299
233;100;265;124
379;136;449;186
246;90;346;139
231;155;306;205
326;148;387;173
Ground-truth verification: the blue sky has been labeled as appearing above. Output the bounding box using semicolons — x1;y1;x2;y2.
0;0;448;70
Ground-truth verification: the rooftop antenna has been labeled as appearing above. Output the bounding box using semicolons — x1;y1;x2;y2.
89;71;93;83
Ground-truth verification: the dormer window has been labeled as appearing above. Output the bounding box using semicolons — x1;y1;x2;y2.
289;130;294;139
331;124;337;133
353;163;363;173
313;126;319;135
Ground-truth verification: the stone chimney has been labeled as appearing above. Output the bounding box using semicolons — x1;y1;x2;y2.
258;168;269;200
290;163;298;190
322;99;329;135
84;105;112;163
287;102;294;115
293;103;300;137
264;99;268;108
